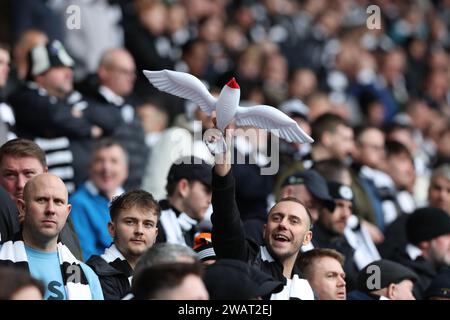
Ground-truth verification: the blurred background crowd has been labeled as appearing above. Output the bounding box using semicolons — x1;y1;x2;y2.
0;0;449;300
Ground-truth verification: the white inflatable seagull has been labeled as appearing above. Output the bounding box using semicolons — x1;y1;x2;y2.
143;69;314;144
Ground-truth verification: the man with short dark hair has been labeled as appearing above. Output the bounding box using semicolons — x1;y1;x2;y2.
0;138;47;206
157;156;212;247
310;113;355;164
384;140;416;219
297;248;347;300
313;159;381;275
272;113;354;218
307;160;360;290
87;189;160;300
351;126;390;243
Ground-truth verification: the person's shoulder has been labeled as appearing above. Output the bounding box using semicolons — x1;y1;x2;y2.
69;184;93;202
85;255;120;276
80;261;101;280
85;255;104;269
79;262;105;300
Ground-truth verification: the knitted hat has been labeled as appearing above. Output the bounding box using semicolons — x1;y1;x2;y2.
27;40;74;80
193;233;216;262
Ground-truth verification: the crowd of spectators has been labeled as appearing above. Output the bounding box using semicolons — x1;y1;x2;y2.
0;0;449;301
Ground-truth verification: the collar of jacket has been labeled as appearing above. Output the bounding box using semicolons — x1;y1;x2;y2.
313;220;345;241
87;255;127;276
99;85;124;106
406;243;423;261
260;245;303;279
312;222;355;255
159;199;198;232
85;180;124;200
160;199;182;217
26;81;51;98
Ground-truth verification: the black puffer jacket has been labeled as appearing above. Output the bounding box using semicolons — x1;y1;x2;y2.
87;255;131;300
211;169;314;300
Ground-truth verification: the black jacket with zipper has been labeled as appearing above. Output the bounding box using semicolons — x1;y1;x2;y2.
211;168;304;283
87;255;131;300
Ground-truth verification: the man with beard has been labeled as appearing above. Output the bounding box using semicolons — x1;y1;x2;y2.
391;207;450;299
308;178;358;290
156;156;212;248
210;135;315;299
87;190;160;300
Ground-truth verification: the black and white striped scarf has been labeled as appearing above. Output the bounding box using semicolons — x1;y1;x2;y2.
101;244;133;284
0;236;92;300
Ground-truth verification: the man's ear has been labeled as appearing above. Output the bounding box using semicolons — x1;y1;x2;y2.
44;166;49;173
108;221;116;238
177;179;190;198
387;283;396;300
17;198;26;222
302;230;313;246
97;65;108;83
321;131;332;147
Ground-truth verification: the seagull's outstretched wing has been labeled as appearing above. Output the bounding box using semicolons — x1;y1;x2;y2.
143;69;216;115
235;105;314;144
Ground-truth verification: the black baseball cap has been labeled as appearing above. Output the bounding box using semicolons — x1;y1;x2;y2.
167;156;212;188
281;169;336;212
327;181;354;201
